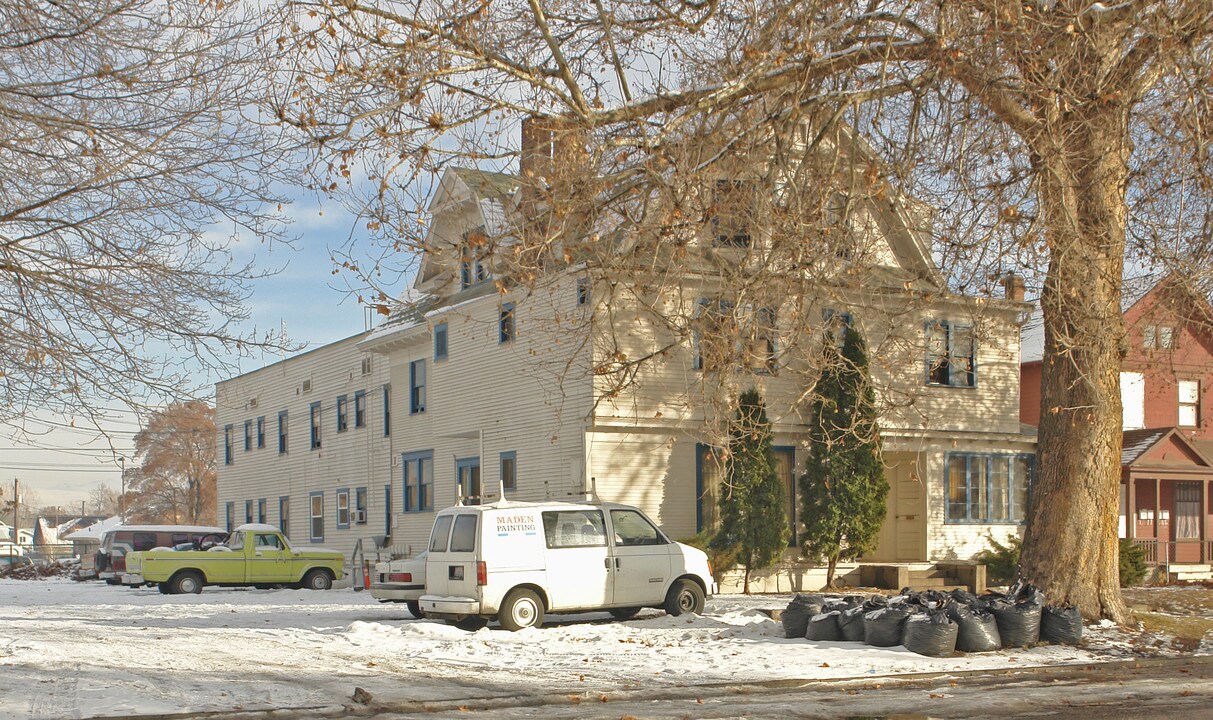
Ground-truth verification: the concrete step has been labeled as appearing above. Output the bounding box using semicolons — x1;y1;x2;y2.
906;576;965;589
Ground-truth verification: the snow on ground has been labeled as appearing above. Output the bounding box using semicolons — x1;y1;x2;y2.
0;579;1191;719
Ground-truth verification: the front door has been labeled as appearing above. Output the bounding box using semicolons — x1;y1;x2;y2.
456;457;482;505
608;508;672;606
540;509;612;610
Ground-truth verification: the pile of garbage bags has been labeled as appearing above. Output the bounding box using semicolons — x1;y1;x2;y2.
784;582;1082;657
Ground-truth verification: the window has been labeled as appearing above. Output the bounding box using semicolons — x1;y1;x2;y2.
429;515;453;552
243;420;252;451
499;303;515;344
254;533;283;549
500;451;517;491
402;451;433;512
434;322;448;360
354;390;366;428
278;411;288;454
695;444;723;532
692;298;735;372
309;401;322;449
610;508;665;546
823;308;853;348
712;178;753;247
279;496;290;536
244;500;254;525
748;306;777;373
225;502;234;532
383;485;392;536
926;320;976;388
1175;482;1201;539
382;384;391;436
945;453;1033;523
256;416;265;449
459;229;490;290
336;489;350;529
336;395;348;432
133;532;158;552
309;492;324;542
1179;380;1201;427
224;425;233;465
1143;324;1177;350
457;457;481;505
257;498;267;524
355;487;368;524
409;360;426;413
542;509;607;548
450;515;478;552
577;277;590;305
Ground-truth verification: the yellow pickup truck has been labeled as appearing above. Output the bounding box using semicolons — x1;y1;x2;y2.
122;524;346;594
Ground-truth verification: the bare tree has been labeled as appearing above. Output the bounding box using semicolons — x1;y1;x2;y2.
283;0;1213;621
87;483;119;516
0;0;298;435
124;400;217;524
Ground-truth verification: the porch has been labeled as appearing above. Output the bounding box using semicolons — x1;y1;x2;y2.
1121;428;1213;577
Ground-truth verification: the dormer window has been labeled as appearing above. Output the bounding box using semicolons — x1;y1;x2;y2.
459;228;491;290
712;179;753;247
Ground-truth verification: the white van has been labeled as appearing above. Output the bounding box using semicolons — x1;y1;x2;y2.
420;500;713;631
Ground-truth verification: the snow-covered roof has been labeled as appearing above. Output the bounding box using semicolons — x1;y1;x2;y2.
64;516;122;542
107;524;227;534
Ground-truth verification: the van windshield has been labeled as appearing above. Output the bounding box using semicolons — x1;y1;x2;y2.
429;515;453;552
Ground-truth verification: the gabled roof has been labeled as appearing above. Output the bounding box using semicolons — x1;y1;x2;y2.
1121;427;1213;469
64;515;122;542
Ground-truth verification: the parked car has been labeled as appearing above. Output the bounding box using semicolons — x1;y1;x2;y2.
96;525;227;583
122;524;346;594
0;554;33;572
420;500;714;631
371;552;427;618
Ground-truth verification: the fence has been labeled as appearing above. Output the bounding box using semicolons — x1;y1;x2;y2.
1131;538;1213;565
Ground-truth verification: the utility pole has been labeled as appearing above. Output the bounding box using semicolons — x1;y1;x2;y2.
12;477;18;544
118;457;126;523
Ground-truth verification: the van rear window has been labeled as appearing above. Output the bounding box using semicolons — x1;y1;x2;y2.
450;515;477;552
132;532;157;551
542;510;607;549
429;515;454;552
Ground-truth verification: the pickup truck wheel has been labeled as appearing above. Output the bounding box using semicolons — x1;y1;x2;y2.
302;569;333;591
405;600;424;619
663;579;705;616
447;615;489;631
608;606;642;620
499;589;545;631
171;571;204;595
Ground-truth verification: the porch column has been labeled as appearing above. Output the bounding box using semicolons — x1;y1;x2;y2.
1127;475;1136;541
1203;478;1209;564
1155;477;1164;564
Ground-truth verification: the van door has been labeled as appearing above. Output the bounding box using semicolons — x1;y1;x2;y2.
540;509;612;610
427;513;480;599
607;508;672;606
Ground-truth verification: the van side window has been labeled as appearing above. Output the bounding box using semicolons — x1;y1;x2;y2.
610;509;665;546
429;515;453;552
133;532;158;551
450;515;478;552
171;534;189;546
542;510;607;549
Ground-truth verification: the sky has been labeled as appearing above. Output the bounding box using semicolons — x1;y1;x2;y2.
0;196;404;515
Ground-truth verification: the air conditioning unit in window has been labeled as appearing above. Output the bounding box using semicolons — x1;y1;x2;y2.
354;510;367;524
247;397;259;409
361;358;372;375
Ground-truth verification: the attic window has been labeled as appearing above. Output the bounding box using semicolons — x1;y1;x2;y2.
712;179;753;248
1142;324;1176;350
460;228;491;290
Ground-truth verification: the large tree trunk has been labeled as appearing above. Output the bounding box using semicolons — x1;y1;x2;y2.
1018;116;1131;623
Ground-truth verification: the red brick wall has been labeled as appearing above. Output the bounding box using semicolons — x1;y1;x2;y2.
1020;361;1042;426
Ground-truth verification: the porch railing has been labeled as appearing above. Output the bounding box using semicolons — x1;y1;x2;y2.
1131;538;1213;566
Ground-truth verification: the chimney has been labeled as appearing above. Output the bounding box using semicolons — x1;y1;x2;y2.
1001;272;1025;302
519;115;588;215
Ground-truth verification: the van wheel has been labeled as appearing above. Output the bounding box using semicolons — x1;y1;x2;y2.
447;615;489;632
499;589;545;631
663;579;705;616
609;606;642;620
302;569;333;591
157;583;171;595
171;571;204;595
406;600;424;619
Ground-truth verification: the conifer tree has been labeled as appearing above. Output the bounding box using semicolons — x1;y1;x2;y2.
711;389;788;594
800;325;887;588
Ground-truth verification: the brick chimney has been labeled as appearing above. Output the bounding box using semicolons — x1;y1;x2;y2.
519;115;587;214
1001;272;1026;302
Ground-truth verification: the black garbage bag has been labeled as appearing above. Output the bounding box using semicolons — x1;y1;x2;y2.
838;604;868;641
950;589;981;607
863;605;914;647
948;602;1002;652
806;611;843;641
782;594;826;639
989;600;1042;647
902;609;959;657
1040;605;1083;645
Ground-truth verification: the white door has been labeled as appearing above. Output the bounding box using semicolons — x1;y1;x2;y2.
540;509;612;610
608;508;672;606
